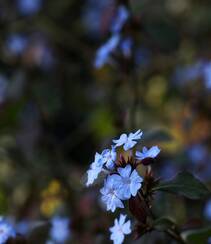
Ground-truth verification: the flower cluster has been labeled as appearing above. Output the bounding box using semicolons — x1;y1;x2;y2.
94;5;132;68
86;129;160;243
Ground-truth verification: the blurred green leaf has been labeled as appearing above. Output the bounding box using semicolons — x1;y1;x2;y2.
153;172;210;199
90;108;116;139
181;226;211;244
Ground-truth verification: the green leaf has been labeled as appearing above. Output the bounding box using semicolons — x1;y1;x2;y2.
153;217;177;231
181;226;211;244
153;172;210;199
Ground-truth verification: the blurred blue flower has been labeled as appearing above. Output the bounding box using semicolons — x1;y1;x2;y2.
102;146;117;169
0;218;15;244
86;152;104;186
38;45;55;70
100;175;124;212
111;5;129;34
204;199;211;220
172;60;211;89
17;0;42;15
120;37;133;58
113;129;143;151
158;163;178;180
187;144;207;165
136;146;160;160
203;61;211;89
109;214;131;244
15;220;30;235
6;34;27;55
82;0;113;36
94;34;120;68
173;61;203;86
50;216;70;243
116;164;143;199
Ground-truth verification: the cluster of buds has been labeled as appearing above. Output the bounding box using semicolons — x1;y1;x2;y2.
86;129;160;244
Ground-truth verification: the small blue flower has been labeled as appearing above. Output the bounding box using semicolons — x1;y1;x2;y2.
109;214;131;244
100;175;124;212
50;216;70;243
116;165;143;199
102;147;117;169
113;129;143;151
17;0;42;15
0;218;15;244
86;152;104;186
111;6;129;34
6;34;27;55
94;34;120;68
136;146;160;160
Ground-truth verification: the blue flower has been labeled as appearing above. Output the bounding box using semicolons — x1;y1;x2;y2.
113;129;143;151
100;175;124;212
17;0;42;15
6;34;27;55
102;147;117;169
111;6;129;34
86;152;104;186
116;165;143;199
0;218;15;244
109;214;131;244
94;34;120;68
136;146;160;160
50;216;70;243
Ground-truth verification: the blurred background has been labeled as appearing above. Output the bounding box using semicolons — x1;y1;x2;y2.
0;0;211;243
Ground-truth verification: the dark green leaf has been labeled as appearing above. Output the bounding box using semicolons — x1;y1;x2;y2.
153;172;210;199
181;226;211;244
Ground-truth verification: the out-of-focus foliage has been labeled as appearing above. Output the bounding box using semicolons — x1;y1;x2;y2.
0;0;210;243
